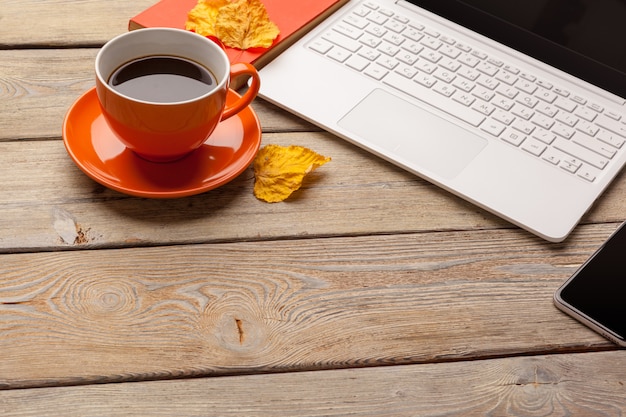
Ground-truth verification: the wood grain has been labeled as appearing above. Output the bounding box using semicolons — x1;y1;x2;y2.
0;49;313;141
2;1;625;414
0;225;618;389
0;0;155;46
1;129;625;252
1;351;625;416
0;132;501;252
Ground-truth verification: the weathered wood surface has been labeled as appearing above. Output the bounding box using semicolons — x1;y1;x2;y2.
2;351;625;416
1;1;625;415
0;49;313;141
0;225;618;389
2;125;625;252
0;0;155;46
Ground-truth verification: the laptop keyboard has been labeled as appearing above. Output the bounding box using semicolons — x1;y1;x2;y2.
307;1;626;183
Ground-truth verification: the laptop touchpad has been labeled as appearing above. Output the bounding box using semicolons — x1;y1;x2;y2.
338;89;487;179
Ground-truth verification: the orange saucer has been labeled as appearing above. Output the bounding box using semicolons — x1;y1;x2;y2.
62;87;261;198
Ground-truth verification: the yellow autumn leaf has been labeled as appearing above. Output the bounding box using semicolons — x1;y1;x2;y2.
253;145;331;203
186;0;280;50
186;0;229;38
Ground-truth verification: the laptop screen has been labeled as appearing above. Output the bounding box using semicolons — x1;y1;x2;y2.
412;0;626;99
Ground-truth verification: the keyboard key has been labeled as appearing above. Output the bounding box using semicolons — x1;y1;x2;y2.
359;48;380;61
536;103;558;117
516;79;537;95
421;36;442;50
596;115;626;138
459;53;480;67
532;114;554;130
597;130;626;149
477;61;499;77
553;137;609;169
576;120;599;137
327;47;351;63
453;78;474;92
323;31;361;52
589;102;604;113
554;96;577;113
414;73;436;87
532;128;556;145
309;39;333;54
344;14;369;29
477;77;499;90
367;12;389;25
502;129;526;146
346;55;371;71
522;138;547;156
556;112;578;127
552;123;575;139
440;58;462;72
415;59;437;74
334;22;362;40
433;83;456;97
492;109;514;125
578;168;597;182
572;131;617;159
542;148;561;165
395;64;418;79
481;120;506;136
560;158;581;174
472;102;495;116
452;91;476;107
377;56;399;70
360;34;382;48
472;86;495;102
516;93;539;108
512;119;535;135
433;68;456;83
379;43;400;56
385;20;406;34
511;105;534;121
493;96;515;111
457;66;480;81
364;64;388;80
495;71;517;85
606;111;622;121
384;32;405;46
534;88;557;103
401;40;423;55
440;45;461;59
404;27;424;42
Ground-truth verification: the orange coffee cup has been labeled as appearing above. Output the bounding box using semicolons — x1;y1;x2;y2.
95;28;260;162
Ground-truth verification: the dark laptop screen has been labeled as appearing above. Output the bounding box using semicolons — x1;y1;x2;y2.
411;0;626;98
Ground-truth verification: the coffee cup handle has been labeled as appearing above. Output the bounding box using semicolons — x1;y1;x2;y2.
221;63;260;121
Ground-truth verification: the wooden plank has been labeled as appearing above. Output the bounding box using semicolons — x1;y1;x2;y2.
0;226;619;389
0;132;499;252
1;350;624;415
2;128;626;252
0;0;156;46
0;135;619;251
0;49;313;141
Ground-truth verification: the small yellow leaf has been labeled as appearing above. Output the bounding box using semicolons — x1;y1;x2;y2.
186;0;280;50
253;145;331;203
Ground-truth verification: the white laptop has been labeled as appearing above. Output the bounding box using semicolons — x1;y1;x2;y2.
258;0;626;242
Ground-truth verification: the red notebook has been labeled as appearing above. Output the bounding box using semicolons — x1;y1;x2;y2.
129;0;349;73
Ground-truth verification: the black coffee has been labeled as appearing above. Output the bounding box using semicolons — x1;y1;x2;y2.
108;55;217;103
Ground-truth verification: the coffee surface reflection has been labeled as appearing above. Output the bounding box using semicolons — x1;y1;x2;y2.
109;55;217;103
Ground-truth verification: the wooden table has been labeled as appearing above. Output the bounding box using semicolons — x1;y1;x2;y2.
1;1;625;415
